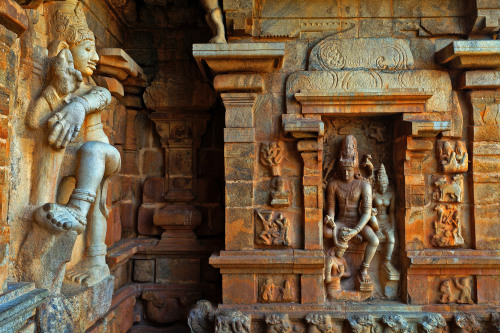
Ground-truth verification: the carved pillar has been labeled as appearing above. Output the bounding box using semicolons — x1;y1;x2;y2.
193;43;287;305
436;40;500;306
150;112;209;246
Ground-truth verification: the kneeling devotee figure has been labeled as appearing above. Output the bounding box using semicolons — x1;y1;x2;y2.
324;135;379;291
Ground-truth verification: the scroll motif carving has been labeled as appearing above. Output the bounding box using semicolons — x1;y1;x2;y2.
255;210;291;247
188;300;216;333
418;314;447;333
439;277;473;304
430;204;464;248
309;38;414;71
432;175;464;203
437;140;468;173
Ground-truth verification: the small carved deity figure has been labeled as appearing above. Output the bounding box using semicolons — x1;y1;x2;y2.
281;280;293;302
439;279;453;303
256;210;290;247
438;140;468;173
453;277;473;304
270;177;290;207
324;135;378;291
324;222;350;295
261;279;275;303
371;164;400;281
431;204;464;248
24;0;121;288
200;0;227;43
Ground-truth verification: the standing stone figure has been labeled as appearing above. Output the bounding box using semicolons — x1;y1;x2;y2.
200;0;227;43
371;164;400;280
324;135;378;291
21;0;120;290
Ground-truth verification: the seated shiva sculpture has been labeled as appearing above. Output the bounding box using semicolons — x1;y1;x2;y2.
26;0;120;286
324;135;378;291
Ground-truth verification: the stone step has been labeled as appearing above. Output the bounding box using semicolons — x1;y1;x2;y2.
0;283;35;305
0;288;49;333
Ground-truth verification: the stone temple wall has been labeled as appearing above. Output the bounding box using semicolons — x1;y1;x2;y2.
0;0;498;332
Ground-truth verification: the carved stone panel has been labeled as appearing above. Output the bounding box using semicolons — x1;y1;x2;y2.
258;276;298;303
255;210;291;247
437;140;468;173
438;277;474;304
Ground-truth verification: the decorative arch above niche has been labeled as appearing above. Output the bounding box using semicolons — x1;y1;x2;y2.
283;37;456;138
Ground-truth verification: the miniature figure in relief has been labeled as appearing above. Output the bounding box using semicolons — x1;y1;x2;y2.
324;135;378;291
324;221;350;296
430;204;464;248
438;140;468;173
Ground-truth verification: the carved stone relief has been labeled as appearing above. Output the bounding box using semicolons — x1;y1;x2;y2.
255;210;291;247
305;314;339;333
381;315;410;333
438;277;473;304
348;315;379;333
259;277;295;303
418;314;447;333
430;204;464;248
432;175;464;203
17;0;119;294
199;0;226;43
309;38;414;71
454;313;481;333
265;314;294;333
215;310;251;333
261;141;291;208
437;140;468;173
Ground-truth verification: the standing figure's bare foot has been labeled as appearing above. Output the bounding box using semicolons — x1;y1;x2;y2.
382;260;400;280
64;262;110;288
34;203;86;234
357;269;374;292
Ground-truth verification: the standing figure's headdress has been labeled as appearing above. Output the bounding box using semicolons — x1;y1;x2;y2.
339;135;359;169
48;0;95;56
376;164;389;185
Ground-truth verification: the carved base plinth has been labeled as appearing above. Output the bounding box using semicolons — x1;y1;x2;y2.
37;276;114;332
153;204;201;247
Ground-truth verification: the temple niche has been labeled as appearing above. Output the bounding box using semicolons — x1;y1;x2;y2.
0;0;499;332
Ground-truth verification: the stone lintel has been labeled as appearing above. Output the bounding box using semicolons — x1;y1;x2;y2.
210;250;324;274
436;40;500;69
0;0;28;35
193;42;285;80
96;48;147;87
407;250;500;269
294;89;432;115
459;70;500;90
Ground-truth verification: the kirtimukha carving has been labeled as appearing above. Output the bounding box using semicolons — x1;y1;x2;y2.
437;140;468;173
430;204;464;248
305;314;338;333
381;314;410;333
433;175;463;203
20;0;120;291
256;210;291;246
418;314;447;333
370;164;400;281
348;315;379;333
454;313;481;333
439;277;473;304
265;314;293;333
200;0;227;43
215;310;251;333
324;135;377;292
259;278;294;303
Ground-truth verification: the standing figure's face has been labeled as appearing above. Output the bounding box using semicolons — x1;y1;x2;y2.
341;166;354;181
70;40;99;77
378;182;388;194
